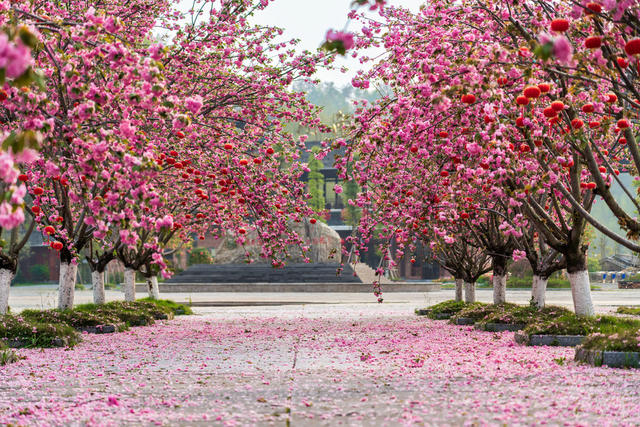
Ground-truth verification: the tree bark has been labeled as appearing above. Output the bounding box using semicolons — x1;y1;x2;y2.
464;281;476;303
0;269;14;314
147;275;160;300
492;256;507;304
123;268;136;302
92;270;106;305
454;278;463;302
531;275;548;308
569;270;594;316
58;262;77;310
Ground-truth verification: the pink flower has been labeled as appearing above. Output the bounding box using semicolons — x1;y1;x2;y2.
107;396;119;406
553;36;573;64
326;30;355;51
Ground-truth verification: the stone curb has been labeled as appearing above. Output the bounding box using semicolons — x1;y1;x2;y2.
4;336;74;348
575;345;640;368
454;317;475;325
77;325;117;334
476;323;525;332
514;331;584;346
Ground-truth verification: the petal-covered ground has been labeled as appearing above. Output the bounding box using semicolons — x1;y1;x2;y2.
1;304;639;426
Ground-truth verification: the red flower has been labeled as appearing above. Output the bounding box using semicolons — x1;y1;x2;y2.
551;101;564;112
617;57;629;68
589;121;601;129
169;150;178;157
224;143;234;150
619;137;627;145
523;86;541;99
44;225;55;235
543;107;557;118
515;117;525;127
439;131;449;138
625;39;640;56
550;19;569;32
410;146;418;153
538;83;551;93
33;187;44;195
310;218;317;224
605;93;618;103
618;119;630;129
266;147;275;155
440;170;449;178
238;228;247;234
461;94;476;104
582;104;595;113
51;241;64;250
571;119;584;129
585;2;602;14
31;206;40;214
516;96;529;106
584;36;602;49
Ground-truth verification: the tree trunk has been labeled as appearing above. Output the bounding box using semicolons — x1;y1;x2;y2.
492;256;508;304
92;270;106;305
58;262;77;310
146;275;160;300
123;268;136;302
531;275;548;308
454;278;463;302
464;282;476;303
0;269;14;314
568;269;594;316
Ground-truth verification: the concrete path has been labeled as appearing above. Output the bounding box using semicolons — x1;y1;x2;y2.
1;304;640;426
7;284;640;313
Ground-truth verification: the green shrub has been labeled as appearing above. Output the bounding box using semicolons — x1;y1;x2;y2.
75;302;156;327
29;264;50;282
506;276;532;288
139;298;193;315
21;309;126;332
547;277;571;288
450;302;518;323
525;313;640;338
480;304;573;325
0;315;80;348
188;248;214;266
477;276;490;286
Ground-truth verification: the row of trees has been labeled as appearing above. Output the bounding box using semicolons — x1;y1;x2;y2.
339;0;640;316
0;0;336;314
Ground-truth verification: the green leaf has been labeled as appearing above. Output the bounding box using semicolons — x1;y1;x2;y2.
18;27;39;49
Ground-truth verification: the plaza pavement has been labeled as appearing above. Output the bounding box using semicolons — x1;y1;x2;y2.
6;283;640;314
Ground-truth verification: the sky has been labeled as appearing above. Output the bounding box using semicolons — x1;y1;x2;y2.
251;0;424;85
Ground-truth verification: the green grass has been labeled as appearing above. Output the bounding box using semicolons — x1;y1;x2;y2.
139;298;193;315
21;308;127;332
480;305;573;325
75;301;157;326
582;325;640;352
416;300;487;320
616;306;640;316
449;302;518;323
0;315;80;348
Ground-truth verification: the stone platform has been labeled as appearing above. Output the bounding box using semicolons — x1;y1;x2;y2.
165;263;362;284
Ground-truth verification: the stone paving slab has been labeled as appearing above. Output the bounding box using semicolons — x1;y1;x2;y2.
1;305;640;425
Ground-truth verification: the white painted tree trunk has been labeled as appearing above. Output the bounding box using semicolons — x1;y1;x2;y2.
531;275;547;308
464;282;475;303
58;262;77;310
0;269;14;314
92;270;106;305
123;268;136;302
569;269;594;316
147;275;160;300
454;278;463;302
493;274;507;304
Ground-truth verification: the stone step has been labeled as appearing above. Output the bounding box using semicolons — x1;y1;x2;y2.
135;282;441;293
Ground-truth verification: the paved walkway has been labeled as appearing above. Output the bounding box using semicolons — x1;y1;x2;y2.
1;304;640;425
7;284;640;313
